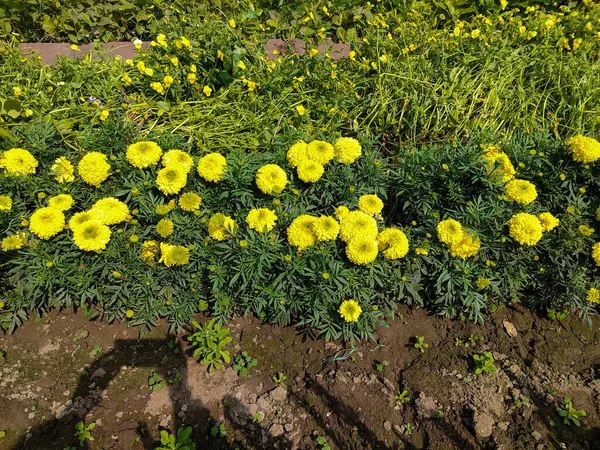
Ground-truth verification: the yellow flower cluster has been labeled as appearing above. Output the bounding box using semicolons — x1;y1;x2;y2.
339;299;362;322
0;195;13;211
505;179;538;205
508;212;543;246
156;218;174;238
538;212;560;232
197;153;227;182
78;152;111;187
567;135;600;164
51;156;75;183
156;165;188;195
126;141;164;169
0;148;38;176
592;242;600;266
481;144;516;183
72;221;112;252
208;213;236;240
588;287;600;304
179;192;202;212
1;233;26;252
29;207;65;240
358;194;384;216
246;208;278;233
377;228;409;260
256;164;288;195
334;137;362;165
437;218;480;259
48;194;74;211
159;242;190;267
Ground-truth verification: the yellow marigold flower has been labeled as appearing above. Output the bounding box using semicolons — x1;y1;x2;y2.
72;220;111;252
449;232;481;259
203;85;212;96
313;216;340;242
90;198;130;225
477;277;491;289
339;299;362;322
156;201;176;215
156;218;174;238
538;212;560;232
125;309;134;318
208;213;236;241
162;150;194;173
377;228;409;260
13;87;22;96
150;81;165;94
246;208;278;233
1;234;26;252
297;160;324;183
339;210;378;243
588;287;600;304
156;165;188;195
126;141;163;169
179;192;202;211
509;212;543;246
159;242;190;267
48;194;74;211
346;237;378;265
287;215;317;250
78;152;111;187
437;219;463;245
309;48;319;57
296;105;305;116
163;75;174;88
287;141;309;168
0;195;12;211
505;179;537;205
335;205;350;220
69;211;94;231
237;61;246;70
567;135;600;164
51;156;75;183
140;240;160;265
481;146;516;183
592;242;600;266
0;148;38;176
333;137;362;165
228;19;236;28
306;140;335;165
29;207;65;239
187;73;197;84
99;110;109;121
578;225;595;237
256;164;288;195
197;153;227;182
145;68;154;76
358;194;384;216
415;247;429;255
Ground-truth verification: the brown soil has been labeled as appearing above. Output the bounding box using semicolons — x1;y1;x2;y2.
0;305;599;450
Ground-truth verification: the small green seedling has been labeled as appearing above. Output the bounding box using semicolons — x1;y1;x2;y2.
148;372;165;392
168;372;182;384
557;397;586;426
74;421;95;446
210;422;226;438
376;360;389;371
316;436;331;450
233;351;258;377
272;372;287;386
433;410;444;419
0;430;6;438
414;336;428;353
188;319;231;373
403;423;413;436
514;397;529;408
89;345;102;358
394;390;411;405
473;352;497;375
252;412;263;423
548;309;568;321
156;426;196;450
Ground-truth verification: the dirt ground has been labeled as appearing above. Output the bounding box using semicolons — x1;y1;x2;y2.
0;305;599;450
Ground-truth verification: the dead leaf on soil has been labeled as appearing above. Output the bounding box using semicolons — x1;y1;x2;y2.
503;321;518;338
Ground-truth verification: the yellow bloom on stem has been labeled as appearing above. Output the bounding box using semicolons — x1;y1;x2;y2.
377;228;409;260
179;192;202;211
163;75;174;88
156;165;188;195
339;210;378;243
538;212;560;232
578;225;595;237
126;141;163;169
296;105;305;116
592;242;600;266
297;160;324;183
162;150;194;174
339;299;362;322
155;201;176;216
69;211;94;231
90;198;130;225
246;208;278;233
78;152;111;187
208;213;236;241
72;220;111;252
481;145;516;183
0;195;12;211
509;213;543;246
567;135;600;164
197;153;227;182
346;237;378;265
334;137;362;165
1;234;26;251
477;277;491;289
256;164;288;195
335;205;350;220
48;194;74;211
29;207;65;239
203;85;212;96
159;242;190;267
415;247;429;255
156;218;174;238
51;156;75;183
437;219;463;245
140;240;159;265
358;194;384;216
0;148;38;176
287;141;309;168
449;232;481;259
306;140;335;165
187;73;197;84
287;215;317;250
587;287;600;304
505;179;537;205
313;216;340;242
